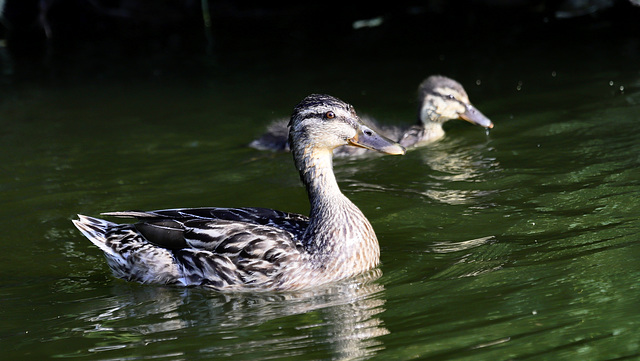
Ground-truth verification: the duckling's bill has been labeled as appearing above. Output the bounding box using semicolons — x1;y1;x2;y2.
347;125;406;155
460;104;494;129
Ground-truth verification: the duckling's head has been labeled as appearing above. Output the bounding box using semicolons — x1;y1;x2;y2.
418;75;493;129
288;94;405;158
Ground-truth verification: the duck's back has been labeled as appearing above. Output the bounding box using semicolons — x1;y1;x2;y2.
109;207;309;234
249;118;290;151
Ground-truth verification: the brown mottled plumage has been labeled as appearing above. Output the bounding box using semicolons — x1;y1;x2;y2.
249;75;493;156
73;94;405;292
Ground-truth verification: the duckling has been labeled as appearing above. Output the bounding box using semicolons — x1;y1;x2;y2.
73;94;405;292
396;75;493;148
249;75;493;155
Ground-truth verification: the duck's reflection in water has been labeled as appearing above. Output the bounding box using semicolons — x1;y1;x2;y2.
79;269;388;360
423;141;498;197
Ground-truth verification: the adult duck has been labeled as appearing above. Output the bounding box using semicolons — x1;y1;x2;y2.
249;75;493;156
73;94;405;292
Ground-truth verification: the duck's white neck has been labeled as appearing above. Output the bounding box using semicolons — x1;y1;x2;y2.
294;147;380;274
418;99;446;140
420;122;446;143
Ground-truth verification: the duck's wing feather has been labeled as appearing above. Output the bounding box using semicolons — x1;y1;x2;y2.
160;218;307;288
102;207;310;258
131;217;303;252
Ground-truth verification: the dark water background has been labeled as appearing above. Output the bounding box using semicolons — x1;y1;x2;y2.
1;2;639;360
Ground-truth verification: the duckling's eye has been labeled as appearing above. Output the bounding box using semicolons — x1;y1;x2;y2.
446;94;455;100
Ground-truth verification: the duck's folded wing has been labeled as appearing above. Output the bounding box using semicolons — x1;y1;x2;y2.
75;214;305;289
398;125;426;148
131;217;303;255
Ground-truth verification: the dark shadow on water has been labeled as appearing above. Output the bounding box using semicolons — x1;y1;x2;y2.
1;0;639;89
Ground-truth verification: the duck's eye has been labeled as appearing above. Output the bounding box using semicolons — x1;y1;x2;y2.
325;111;335;119
446;94;455;100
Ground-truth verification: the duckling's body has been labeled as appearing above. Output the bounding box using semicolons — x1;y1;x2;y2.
249;75;493;156
74;94;405;292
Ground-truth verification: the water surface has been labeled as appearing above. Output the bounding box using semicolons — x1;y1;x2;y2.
1;19;639;361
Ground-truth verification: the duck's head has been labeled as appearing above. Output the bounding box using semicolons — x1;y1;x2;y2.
288;94;405;157
417;75;493;129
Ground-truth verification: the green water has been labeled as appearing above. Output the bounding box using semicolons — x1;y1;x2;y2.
1;34;640;360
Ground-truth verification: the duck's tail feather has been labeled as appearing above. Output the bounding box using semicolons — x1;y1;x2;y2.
73;214;183;284
72;215;119;256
